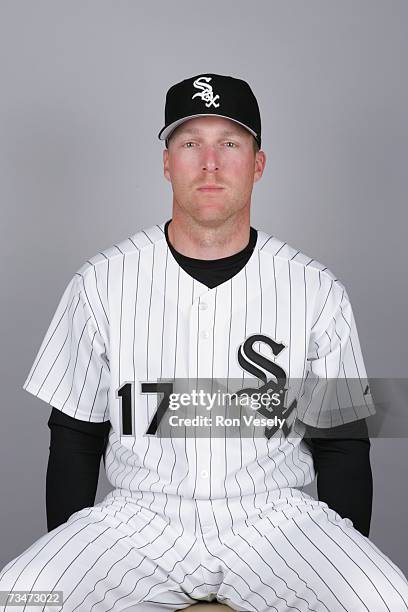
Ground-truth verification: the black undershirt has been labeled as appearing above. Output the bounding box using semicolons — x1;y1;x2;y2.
46;219;372;536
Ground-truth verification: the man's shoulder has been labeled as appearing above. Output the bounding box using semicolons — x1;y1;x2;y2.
75;220;167;279
257;228;343;288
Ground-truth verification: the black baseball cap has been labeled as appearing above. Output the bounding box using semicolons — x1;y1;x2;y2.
158;73;262;149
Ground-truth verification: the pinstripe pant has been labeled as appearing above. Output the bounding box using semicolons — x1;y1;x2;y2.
0;488;407;612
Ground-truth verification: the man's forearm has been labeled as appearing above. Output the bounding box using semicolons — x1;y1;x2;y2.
314;437;372;537
305;419;373;537
46;409;110;532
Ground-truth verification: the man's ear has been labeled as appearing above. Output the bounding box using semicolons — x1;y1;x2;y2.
254;150;266;183
163;148;171;182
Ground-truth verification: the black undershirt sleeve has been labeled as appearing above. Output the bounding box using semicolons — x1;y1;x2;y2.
46;407;111;532
303;418;372;537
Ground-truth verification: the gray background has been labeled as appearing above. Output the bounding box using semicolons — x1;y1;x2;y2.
1;0;407;574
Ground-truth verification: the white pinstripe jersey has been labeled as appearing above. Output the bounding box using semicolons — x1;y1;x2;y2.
23;220;376;500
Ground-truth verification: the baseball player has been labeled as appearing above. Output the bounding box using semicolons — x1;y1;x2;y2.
1;73;408;612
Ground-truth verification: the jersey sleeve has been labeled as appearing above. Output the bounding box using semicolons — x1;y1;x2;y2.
295;276;376;429
22;271;110;423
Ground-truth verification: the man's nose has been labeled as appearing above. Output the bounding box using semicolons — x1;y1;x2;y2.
201;146;219;172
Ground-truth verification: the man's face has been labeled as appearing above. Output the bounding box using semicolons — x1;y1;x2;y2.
163;116;266;226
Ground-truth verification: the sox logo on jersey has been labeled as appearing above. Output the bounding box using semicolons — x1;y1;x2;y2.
233;333;297;438
127;332;296;440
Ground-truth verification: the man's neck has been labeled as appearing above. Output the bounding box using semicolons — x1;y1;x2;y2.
167;214;251;261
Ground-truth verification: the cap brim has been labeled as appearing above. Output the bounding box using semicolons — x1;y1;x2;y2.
158;114;258;141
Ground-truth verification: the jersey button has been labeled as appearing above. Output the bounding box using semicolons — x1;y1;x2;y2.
200;469;209;478
200;330;210;340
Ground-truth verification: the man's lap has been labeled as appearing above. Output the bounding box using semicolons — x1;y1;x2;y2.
0;489;407;612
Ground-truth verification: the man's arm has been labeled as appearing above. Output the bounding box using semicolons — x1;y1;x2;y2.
304;418;373;537
46;407;111;532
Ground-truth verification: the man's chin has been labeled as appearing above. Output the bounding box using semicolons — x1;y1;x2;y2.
191;208;231;226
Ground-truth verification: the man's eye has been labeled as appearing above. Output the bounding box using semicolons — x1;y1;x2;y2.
184;142;196;148
225;142;237;147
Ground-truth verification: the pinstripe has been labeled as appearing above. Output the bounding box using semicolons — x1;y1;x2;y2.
86;259;109;325
208;286;217;501
38;294;81;398
56;314;92;410
252;249;270;509
311;279;334;332
288;260;292;377
143;241;155;492
194;274;207;498
77;272;103;337
129;243;141;488
268;526;347;612
118;253;125;386
23;292;78;389
73;328;99;416
320;507;408;610
249;520;331;612
89;365;104;421
307;511;392;610
291;514;370;610
234;530;319;612
302;266;309;382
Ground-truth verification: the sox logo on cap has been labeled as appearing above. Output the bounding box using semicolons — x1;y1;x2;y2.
192;75;220;108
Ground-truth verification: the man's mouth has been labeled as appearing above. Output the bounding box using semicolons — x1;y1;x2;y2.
197;186;224;192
